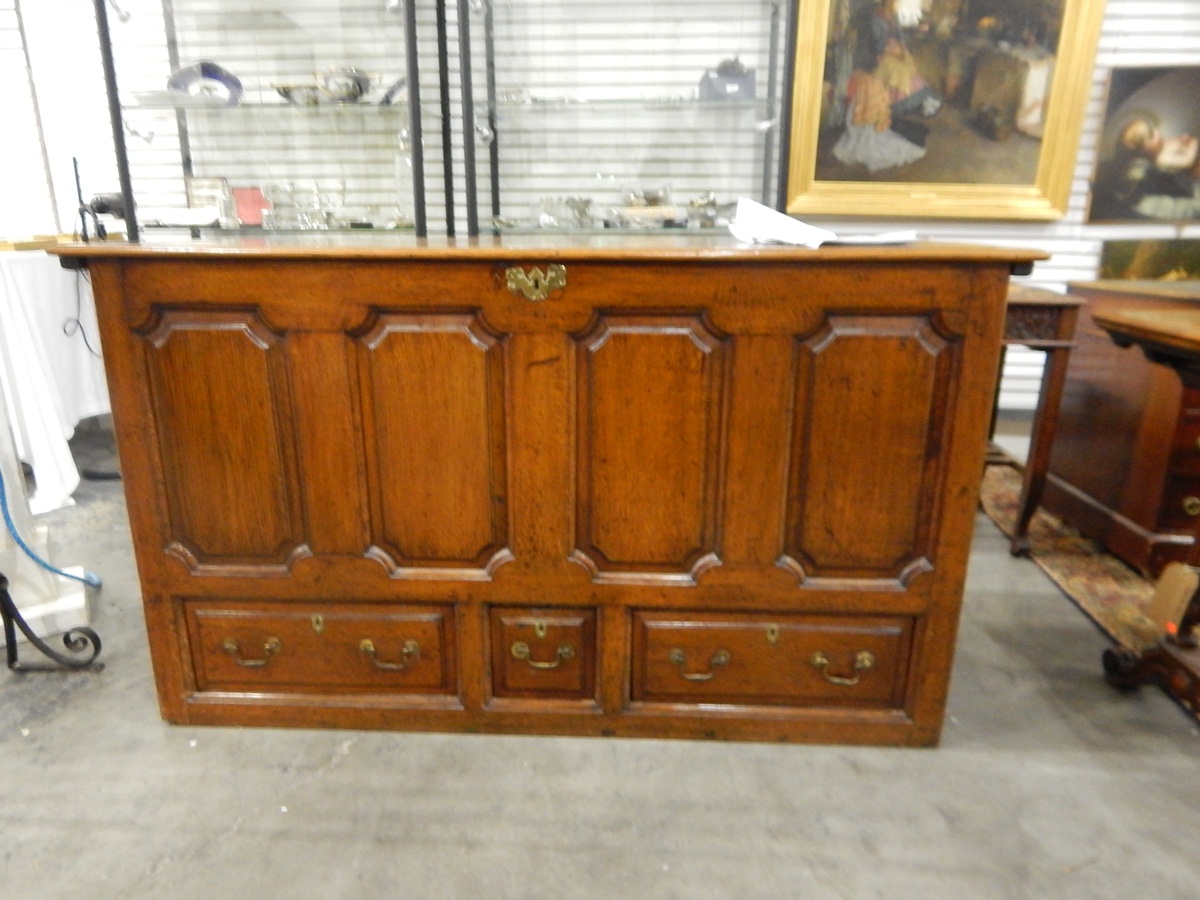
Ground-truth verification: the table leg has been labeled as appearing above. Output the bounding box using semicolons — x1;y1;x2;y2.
1010;344;1071;556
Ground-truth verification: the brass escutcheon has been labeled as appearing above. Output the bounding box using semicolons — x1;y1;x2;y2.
505;264;567;302
360;638;420;671
1184;496;1200;517
511;640;575;669
311;614;325;633
810;649;876;686
221;636;281;668
766;624;780;644
668;647;731;681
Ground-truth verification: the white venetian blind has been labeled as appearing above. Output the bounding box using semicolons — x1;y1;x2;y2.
105;0;441;232
455;0;786;229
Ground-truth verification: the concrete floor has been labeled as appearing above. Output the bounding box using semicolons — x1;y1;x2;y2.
3;426;1199;899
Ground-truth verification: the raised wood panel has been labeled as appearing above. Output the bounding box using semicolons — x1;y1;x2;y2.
574;314;727;583
142;311;305;571
356;313;511;577
783;315;955;582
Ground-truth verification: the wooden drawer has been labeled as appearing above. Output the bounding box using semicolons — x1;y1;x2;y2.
489;607;597;701
631;611;912;708
1157;475;1200;531
1170;411;1200;475
184;600;456;694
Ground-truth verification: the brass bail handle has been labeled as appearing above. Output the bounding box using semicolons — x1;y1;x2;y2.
668;647;731;681
360;638;420;671
810;649;876;686
221;636;281;668
505;264;567;302
511;640;575;669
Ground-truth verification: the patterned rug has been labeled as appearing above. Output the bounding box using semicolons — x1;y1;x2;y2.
979;464;1154;649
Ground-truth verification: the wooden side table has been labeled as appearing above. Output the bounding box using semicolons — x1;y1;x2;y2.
993;286;1083;556
1094;306;1200;717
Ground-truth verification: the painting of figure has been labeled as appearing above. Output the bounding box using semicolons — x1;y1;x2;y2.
816;0;1061;183
1088;67;1200;223
787;0;1104;219
1099;240;1200;280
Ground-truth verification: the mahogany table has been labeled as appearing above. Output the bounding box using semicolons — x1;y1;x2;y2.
1094;305;1200;717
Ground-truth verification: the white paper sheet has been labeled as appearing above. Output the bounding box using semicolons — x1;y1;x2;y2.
728;197;916;248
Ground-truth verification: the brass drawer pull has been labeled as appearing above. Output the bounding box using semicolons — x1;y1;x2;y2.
511;640;575;669
221;636;281;668
668;647;731;681
505;264;566;302
360;638;420;671
1184;496;1200;517
811;650;876;686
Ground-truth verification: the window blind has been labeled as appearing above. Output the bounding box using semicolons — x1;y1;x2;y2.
458;0;786;230
106;0;441;231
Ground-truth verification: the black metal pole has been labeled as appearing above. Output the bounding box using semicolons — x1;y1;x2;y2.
404;0;428;236
93;0;139;240
435;0;456;236
484;0;500;224
775;0;799;212
761;0;782;207
457;0;479;236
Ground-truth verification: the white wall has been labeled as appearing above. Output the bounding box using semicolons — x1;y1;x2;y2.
16;0;119;236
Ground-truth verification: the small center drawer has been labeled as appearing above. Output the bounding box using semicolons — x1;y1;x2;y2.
489;607;597;701
185;600;456;694
632;611;912;708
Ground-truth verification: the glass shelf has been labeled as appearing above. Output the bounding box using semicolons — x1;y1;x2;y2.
141;222;416;234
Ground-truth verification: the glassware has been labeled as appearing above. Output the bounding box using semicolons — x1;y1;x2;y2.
318;179;346;227
262;181;295;229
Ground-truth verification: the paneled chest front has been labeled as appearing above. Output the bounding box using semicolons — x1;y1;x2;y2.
56;236;1040;745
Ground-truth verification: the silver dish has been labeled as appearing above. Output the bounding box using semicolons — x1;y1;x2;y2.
167;60;242;107
319;66;374;103
275;84;322;106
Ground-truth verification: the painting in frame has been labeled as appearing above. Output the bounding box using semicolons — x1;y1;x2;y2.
786;0;1106;220
1087;67;1200;224
1099;239;1200;280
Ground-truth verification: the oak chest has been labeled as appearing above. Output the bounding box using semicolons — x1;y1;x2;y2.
55;236;1040;745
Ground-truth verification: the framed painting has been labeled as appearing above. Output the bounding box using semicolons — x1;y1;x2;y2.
1099;239;1200;279
785;0;1106;220
1087;67;1200;223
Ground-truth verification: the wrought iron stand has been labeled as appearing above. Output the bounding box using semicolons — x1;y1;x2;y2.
1;573;102;671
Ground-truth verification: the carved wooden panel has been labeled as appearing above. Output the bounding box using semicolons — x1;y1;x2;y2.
782;315;956;582
574;314;727;582
357;313;511;576
143;311;305;570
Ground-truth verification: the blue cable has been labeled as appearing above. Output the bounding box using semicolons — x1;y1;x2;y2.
0;465;102;588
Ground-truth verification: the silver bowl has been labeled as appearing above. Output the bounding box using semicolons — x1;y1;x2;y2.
275;84;322;106
319;67;374;103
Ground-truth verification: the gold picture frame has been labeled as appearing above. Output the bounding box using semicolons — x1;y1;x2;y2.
786;1;1106;220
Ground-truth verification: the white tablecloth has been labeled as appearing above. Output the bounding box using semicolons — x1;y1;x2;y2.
0;251;111;512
